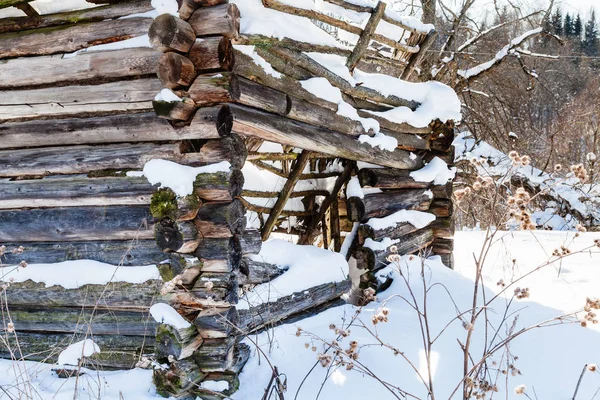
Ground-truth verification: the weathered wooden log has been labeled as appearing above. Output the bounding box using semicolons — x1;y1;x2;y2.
0;18;152;59
153;98;197;121
436;253;454;270
0;205;154;242
194;306;238;338
356;220;421;246
158;254;202;284
239;229;261;255
239;258;285;286
358;110;433;135
0;0;153;34
156;323;203;362
0;110;231;148
0;142;236;178
149;13;196;53
0;240;165;267
179;0;229;20
193;169;244;202
0;47;159;89
154;359;205;397
346;1;385;72
192;337;237;372
0;331;152;369
431;237;454;253
238;280;352;333
188;36;234;71
188;3;240;39
3;279;162;309
199;259;230;273
431;217;454;239
229;104;422;169
194;199;247;237
429;199;453;217
359;168;430;189
158;52;196;89
354;227;435;271
8;306;157;336
194;237;238;262
0;79;160;122
156;219;200;253
346;190;433;222
431;181;453;199
0;176;154;210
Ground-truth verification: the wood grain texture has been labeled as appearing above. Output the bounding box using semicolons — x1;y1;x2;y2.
188;3;240;38
346;189;433;222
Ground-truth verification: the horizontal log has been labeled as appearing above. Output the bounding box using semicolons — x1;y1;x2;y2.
356;220;420;246
354;227;435;271
0;331;152;369
0;176;155;209
193;306;238;338
239;258;286;286
0;17;152;59
188;3;240;38
429;199;453;217
149;13;196;53
346;189;433;222
0;142;236;177
156;323;203;362
153;98;197;121
193;169;244;202
238;280;352;333
158;52;196;89
431;217;454;238
154;359;205;396
0;205;154;242
0;0;153;34
0;240;165;266
194;199;247;237
3;279;161;310
192;337;236;372
239;229;261;255
229;103;422;169
155;219;200;253
359;168;429;189
8;306;157;336
188;36;234;71
0;47;160;89
0;79;161;122
431;237;454;253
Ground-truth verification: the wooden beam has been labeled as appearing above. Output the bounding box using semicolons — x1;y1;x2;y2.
14;2;37;15
0;18;152;59
0;47;159;89
188;3;240;39
0;0;153;34
0;0;32;10
346;189;433;222
261;150;312;241
0;79;161;122
346;1;386;72
239;197;312;217
148;13;196;53
188;36;235;71
229;103;422;169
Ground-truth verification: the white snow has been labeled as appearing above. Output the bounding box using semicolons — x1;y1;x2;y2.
0;260;160;289
242;162;337;193
137;159;231;197
358;131;398;151
151;0;178;16
239;240;349;309
154;88;181;102
201;380;230;392
410;156;456;185
367;210;436;231
149;303;192;330
363;236;397;251
57;340;100;366
234;45;283;79
346;176;365;199
509;131;519;139
63;35;151;58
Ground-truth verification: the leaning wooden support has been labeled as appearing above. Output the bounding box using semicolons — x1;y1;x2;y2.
0;17;152;59
346;189;433;222
229;104;422;169
346;1;386;72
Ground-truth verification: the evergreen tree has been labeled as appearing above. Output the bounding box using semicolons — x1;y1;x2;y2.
583;10;599;55
564;13;574;36
574;14;583;39
552;8;563;35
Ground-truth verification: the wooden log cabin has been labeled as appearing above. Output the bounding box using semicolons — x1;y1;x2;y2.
0;0;459;397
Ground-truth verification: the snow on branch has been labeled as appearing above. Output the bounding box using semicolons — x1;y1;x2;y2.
457;27;544;81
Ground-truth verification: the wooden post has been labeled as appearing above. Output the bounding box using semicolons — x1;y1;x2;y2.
346;1;386;73
261;150;312;241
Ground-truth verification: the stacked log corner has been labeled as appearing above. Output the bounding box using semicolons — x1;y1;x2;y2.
148;2;252;399
349;123;456;291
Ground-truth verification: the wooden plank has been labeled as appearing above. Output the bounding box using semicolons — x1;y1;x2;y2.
0;205;155;242
239;258;285;286
8;306;157;336
346;189;433;222
229;103;422;169
0;79;162;121
0;107;231;147
0;176;156;209
0;47;160;89
0;240;166;266
0;142;233;177
0;0;153;34
0;17;152;59
261;150;312;241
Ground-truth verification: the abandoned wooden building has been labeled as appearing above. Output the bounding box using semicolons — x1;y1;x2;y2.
0;0;459;398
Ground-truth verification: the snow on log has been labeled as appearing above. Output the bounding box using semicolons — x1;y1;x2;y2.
347;189;433;222
188;3;240;39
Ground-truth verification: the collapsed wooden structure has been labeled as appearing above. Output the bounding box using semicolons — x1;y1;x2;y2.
0;0;457;398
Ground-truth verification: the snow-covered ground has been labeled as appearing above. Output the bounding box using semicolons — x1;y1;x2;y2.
1;231;599;399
